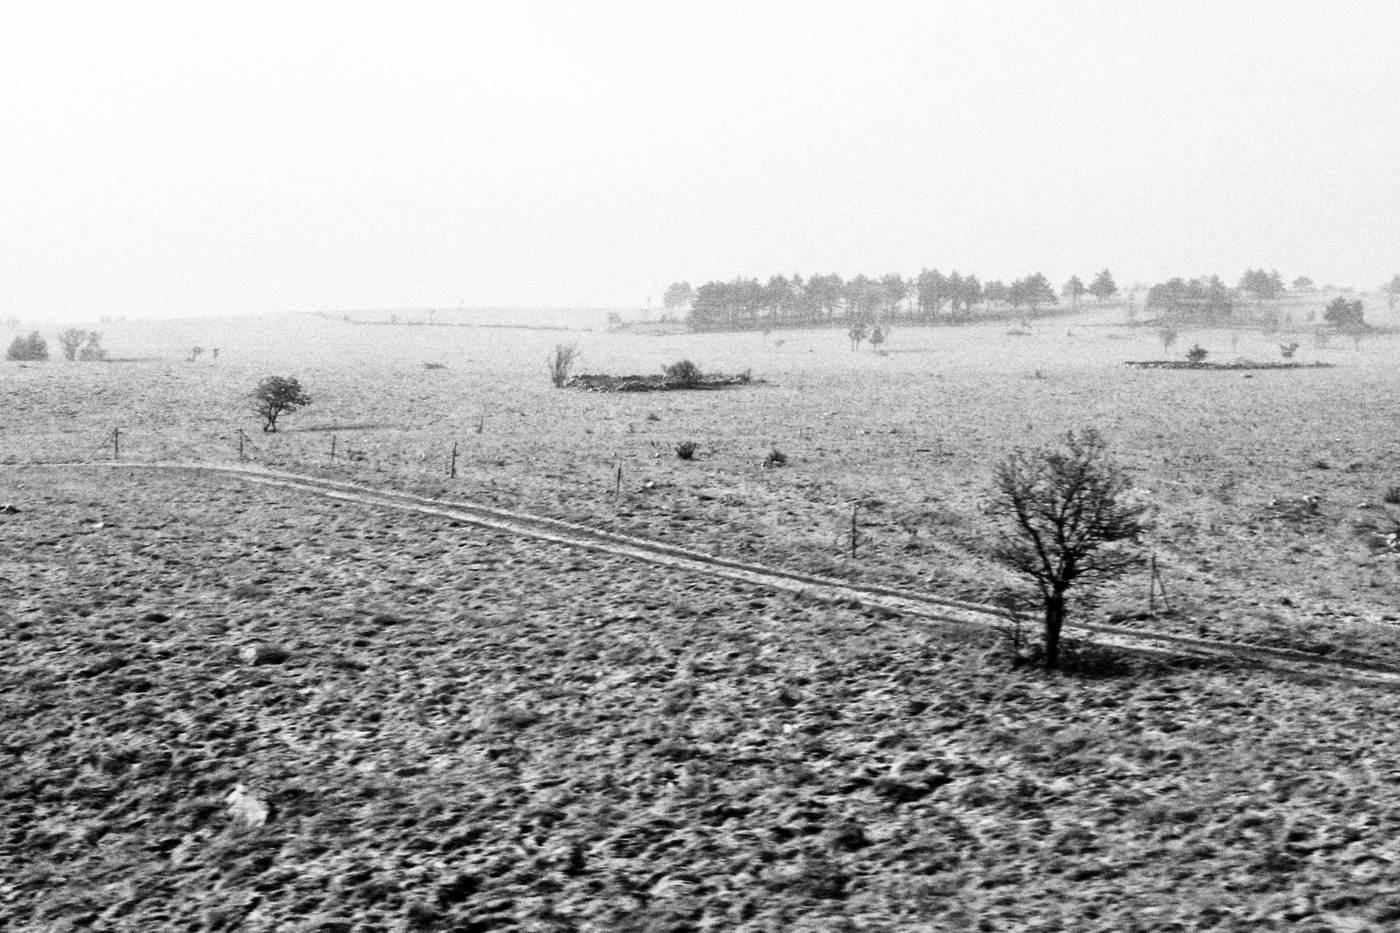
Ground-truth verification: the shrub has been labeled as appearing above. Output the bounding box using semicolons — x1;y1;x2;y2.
1185;344;1208;364
1280;342;1299;360
548;343;578;388
252;376;310;433
1384;486;1400;506
675;441;699;460
1323;296;1366;331
663;358;703;386
6;331;48;361
764;447;788;468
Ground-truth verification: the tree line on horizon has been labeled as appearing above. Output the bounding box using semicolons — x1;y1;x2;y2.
663;270;1119;332
662;269;1400;333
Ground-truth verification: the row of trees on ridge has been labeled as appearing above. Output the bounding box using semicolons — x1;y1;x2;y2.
664;271;1117;332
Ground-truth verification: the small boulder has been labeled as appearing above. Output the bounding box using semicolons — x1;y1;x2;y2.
226;784;273;827
240;643;290;666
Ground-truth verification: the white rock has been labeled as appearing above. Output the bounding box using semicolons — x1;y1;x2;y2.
226;784;271;827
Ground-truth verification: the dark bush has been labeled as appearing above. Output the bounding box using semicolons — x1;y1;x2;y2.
675;441;699;460
6;331;48;361
1324;296;1366;330
1185;344;1208;364
764;447;788;468
663;359;703;386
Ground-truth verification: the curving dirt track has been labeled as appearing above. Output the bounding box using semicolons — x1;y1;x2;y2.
59;460;1400;688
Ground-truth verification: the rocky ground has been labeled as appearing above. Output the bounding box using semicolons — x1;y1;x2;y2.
5;466;1400;932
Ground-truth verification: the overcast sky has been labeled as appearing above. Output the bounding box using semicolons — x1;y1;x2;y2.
2;1;1397;321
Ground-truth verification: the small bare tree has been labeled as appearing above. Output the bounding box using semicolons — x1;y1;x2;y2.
848;319;868;351
1158;327;1178;357
58;329;87;360
252;376;310;432
549;343;578;388
990;429;1148;669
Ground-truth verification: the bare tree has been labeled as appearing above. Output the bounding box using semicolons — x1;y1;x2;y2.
847;319;868;351
57;329;104;361
549;343;579;388
990;429;1148;669
252;376;310;432
1158;327;1178;357
57;329;87;361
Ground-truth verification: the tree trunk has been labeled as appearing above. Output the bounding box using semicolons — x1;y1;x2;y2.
1044;592;1066;670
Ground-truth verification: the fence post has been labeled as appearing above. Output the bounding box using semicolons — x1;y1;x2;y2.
113;427;120;460
330;435;336;463
1152;555;1170;612
851;504;859;558
614;463;622;496
238;430;245;461
450;441;458;478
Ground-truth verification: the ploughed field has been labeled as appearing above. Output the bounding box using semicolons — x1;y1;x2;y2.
5;308;1400;929
4;467;1400;932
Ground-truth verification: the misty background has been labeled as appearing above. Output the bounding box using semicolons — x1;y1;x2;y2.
2;1;1397;322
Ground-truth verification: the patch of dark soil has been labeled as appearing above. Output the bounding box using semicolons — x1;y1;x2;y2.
1123;360;1336;370
564;373;757;392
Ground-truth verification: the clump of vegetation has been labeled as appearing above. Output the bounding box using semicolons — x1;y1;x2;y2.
548;343;579;388
58;329;106;361
1384;486;1400;506
663;359;703;386
764;447;788;468
252;376;311;433
675;441;699;461
6;331;49;361
189;346;204;362
989;429;1148;670
1324;296;1366;331
1280;342;1299;360
1185;344;1209;364
869;325;887;352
